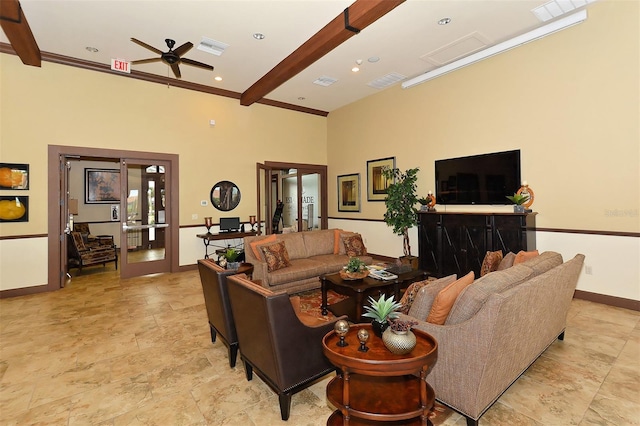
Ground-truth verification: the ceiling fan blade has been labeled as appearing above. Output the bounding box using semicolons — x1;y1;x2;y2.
181;58;214;71
130;38;163;55
173;41;193;57
131;57;162;65
170;63;181;79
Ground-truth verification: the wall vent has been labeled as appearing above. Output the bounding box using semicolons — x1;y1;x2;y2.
197;37;229;56
313;76;338;87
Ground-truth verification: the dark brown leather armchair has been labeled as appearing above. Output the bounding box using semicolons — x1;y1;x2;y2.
197;259;240;368
226;273;345;421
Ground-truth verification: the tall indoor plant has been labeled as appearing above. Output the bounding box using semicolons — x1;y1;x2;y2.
381;167;420;262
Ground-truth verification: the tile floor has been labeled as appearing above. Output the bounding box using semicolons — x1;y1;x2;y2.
0;267;638;425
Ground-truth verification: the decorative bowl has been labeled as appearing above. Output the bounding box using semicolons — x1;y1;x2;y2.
339;269;369;280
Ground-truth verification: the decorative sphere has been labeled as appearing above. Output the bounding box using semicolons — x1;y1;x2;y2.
357;328;369;344
334;319;350;337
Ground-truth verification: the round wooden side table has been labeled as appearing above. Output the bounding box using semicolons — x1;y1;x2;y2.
322;324;438;425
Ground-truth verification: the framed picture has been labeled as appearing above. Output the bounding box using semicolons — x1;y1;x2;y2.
0;163;29;190
337;173;360;212
0;196;29;222
366;157;395;201
86;168;120;203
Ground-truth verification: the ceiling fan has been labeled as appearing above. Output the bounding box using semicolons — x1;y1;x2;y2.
130;38;213;79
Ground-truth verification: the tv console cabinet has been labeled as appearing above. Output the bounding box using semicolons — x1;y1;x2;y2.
417;211;536;278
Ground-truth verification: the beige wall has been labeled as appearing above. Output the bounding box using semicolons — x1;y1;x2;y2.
0;54;327;238
0;54;327;290
328;0;639;234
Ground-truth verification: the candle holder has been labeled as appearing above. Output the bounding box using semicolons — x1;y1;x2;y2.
357;328;369;352
334;320;350;347
204;217;213;234
249;215;258;232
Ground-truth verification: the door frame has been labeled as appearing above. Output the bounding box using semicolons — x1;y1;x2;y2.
48;145;180;290
258;161;328;234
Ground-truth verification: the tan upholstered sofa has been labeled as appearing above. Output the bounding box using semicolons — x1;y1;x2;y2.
399;251;585;425
243;229;373;294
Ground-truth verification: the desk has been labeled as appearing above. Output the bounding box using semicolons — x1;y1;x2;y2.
196;231;256;259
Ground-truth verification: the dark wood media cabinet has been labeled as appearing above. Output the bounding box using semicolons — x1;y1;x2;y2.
417;211;536;278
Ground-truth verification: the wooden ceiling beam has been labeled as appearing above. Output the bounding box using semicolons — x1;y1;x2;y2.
0;0;41;66
240;0;405;106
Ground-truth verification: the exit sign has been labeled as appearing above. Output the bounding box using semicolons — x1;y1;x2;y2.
111;58;131;73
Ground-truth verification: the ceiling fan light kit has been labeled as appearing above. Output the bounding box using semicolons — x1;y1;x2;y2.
402;10;587;89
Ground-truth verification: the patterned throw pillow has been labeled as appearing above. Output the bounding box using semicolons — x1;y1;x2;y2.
480;250;503;276
399;278;435;314
260;241;291;272
342;234;367;257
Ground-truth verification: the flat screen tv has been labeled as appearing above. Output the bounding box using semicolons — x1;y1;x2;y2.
435;149;521;205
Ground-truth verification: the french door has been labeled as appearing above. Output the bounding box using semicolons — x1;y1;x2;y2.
119;159;172;279
256;161;327;234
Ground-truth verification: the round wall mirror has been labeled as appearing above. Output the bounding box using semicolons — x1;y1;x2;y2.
210;180;241;211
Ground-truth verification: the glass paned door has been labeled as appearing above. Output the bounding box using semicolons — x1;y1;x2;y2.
120;159;171;278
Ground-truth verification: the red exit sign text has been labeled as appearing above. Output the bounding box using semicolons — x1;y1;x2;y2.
111;59;131;73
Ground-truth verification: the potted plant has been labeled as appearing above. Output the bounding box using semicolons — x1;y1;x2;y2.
362;293;402;337
223;248;241;270
340;257;369;280
506;193;530;213
381;167;420;268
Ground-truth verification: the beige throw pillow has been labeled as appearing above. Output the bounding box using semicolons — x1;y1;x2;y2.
406;274;457;320
497;252;516;270
426;271;475;325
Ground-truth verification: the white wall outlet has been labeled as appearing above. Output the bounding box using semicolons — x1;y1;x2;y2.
192;214;198;220
585;265;593;275
200;200;208;206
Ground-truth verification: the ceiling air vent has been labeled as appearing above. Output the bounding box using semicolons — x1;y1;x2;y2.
197;37;229;56
313;76;338;87
367;72;406;89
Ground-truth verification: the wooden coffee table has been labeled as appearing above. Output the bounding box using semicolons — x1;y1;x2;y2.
321;269;426;321
322;323;438;425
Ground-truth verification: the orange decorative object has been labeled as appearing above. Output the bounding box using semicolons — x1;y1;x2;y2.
516;185;535;209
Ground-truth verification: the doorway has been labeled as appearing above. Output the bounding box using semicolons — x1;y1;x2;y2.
48;146;180;290
256;161;327;234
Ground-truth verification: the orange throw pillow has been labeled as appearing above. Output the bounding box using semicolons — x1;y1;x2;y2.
426;271;475;325
514;250;539;265
249;234;277;259
333;229;343;254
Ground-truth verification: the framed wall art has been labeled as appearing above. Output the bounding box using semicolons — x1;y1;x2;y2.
337;173;360;212
366;157;395;201
0;163;29;190
0;196;29;222
86;168;121;203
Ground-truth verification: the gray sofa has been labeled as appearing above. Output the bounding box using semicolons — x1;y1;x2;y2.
399;251;585;425
243;229;373;294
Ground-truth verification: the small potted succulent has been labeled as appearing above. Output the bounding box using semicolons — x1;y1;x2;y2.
362;294;402;337
506;193;530;213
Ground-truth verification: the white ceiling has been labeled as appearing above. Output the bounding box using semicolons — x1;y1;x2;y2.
1;0;596;112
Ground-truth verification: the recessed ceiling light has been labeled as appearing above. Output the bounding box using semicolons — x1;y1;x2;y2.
298;97;306;101
438;17;452;25
253;33;265;40
214;76;222;81
352;66;360;72
368;56;380;63
85;46;99;53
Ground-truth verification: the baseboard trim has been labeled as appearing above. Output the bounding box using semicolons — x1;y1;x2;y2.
0;284;50;299
574;290;640;312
